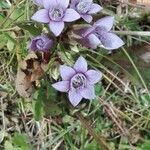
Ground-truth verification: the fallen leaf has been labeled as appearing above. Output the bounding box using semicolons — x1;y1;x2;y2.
15;70;33;98
15;52;46;98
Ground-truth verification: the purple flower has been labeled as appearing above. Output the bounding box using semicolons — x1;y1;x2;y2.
31;0;80;36
76;16;125;50
70;0;102;23
52;56;102;107
29;34;53;52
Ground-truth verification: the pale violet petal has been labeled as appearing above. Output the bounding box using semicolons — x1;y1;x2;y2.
87;34;101;49
85;70;102;84
68;90;82;106
74;56;88;73
49;21;64;36
52;81;69;92
83;0;92;2
99;32;124;50
94;16;114;31
60;65;76;80
80;86;95;99
31;9;49;23
43;0;57;9
82;26;94;37
58;0;70;9
63;9;80;22
81;14;93;23
88;3;102;14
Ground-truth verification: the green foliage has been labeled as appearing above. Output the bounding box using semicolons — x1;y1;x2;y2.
12;133;31;150
85;140;100;150
0;1;10;9
0;0;150;149
95;84;103;96
16;22;43;36
33;83;62;121
141;140;150;150
33;87;45;121
4;141;14;150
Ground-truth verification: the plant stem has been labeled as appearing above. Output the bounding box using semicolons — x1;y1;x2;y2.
113;31;150;36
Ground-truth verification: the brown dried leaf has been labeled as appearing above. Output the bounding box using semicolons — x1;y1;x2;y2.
15;70;33;98
15;52;45;98
30;61;44;82
129;0;150;12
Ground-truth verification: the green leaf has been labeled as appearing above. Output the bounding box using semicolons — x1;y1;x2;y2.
12;133;30;150
95;84;103;96
9;7;25;22
16;22;42;36
0;1;10;9
141;140;150;150
44;85;62;116
34;87;44;121
85;140;100;150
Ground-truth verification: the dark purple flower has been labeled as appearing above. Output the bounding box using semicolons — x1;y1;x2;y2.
31;0;80;36
76;16;125;50
70;0;102;23
29;34;53;52
52;56;102;107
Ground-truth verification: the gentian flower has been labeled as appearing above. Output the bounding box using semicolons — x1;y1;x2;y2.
31;0;80;36
76;16;125;50
70;0;102;23
29;34;53;52
52;56;102;107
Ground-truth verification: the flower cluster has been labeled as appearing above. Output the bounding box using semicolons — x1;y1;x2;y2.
32;0;102;36
27;0;125;106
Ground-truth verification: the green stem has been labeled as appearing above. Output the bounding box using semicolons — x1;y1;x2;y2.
113;31;150;36
122;47;149;95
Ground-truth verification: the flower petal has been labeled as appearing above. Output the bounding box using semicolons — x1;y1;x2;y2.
43;40;53;51
82;0;92;2
60;65;76;80
49;21;64;36
99;32;124;50
31;9;49;23
68;90;82;106
88;3;102;14
82;26;94;37
52;81;69;92
73;26;92;37
81;14;93;23
85;70;102;84
80;86;95;99
94;16;114;31
33;0;43;6
74;56;88;73
58;0;70;9
43;0;57;9
63;9;80;22
86;34;101;49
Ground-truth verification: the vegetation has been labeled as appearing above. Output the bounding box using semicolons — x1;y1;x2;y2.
0;0;150;149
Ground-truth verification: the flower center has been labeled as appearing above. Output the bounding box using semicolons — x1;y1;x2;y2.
36;39;45;49
76;1;91;14
49;8;64;21
71;73;86;89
